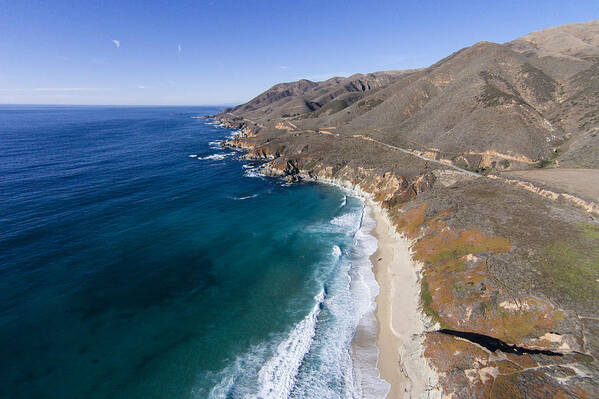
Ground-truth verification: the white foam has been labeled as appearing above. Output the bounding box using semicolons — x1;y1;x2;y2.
208;141;223;150
204;344;269;399
290;273;358;397
332;245;342;259
305;205;361;236
203;292;326;399
340;195;347;209
255;291;325;399
188;154;198;158
244;168;264;178
330;211;362;233
231;194;259;201
203;195;388;399
349;206;390;398
228;129;243;139
198;153;232;161
290;203;389;399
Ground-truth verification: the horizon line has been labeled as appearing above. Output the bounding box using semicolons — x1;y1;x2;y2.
0;103;239;107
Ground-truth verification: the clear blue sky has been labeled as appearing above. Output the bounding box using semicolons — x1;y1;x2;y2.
1;0;597;105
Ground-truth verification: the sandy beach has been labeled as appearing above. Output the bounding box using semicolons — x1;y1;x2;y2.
368;204;439;398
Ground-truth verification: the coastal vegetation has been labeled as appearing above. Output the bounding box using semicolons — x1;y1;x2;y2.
217;19;599;398
540;222;599;305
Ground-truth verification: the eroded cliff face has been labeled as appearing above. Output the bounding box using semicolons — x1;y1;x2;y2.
219;118;598;398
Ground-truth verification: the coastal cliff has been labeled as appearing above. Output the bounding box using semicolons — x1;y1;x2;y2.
215;19;599;398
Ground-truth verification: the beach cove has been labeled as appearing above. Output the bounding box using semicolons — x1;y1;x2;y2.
221;123;445;397
1;106;406;398
287;176;442;399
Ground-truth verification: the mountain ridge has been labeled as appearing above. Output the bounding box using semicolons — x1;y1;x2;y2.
220;19;599;172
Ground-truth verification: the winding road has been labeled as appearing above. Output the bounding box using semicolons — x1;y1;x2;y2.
224;112;481;177
220;113;599;216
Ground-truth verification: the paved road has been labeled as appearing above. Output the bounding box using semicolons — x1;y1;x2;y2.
224;112;481;177
221;113;599;214
351;134;481;177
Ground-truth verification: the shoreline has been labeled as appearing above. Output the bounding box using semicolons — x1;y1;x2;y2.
299;175;440;398
218;125;440;397
368;204;410;397
367;203;439;398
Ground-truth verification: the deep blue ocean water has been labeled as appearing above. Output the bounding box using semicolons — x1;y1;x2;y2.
0;106;387;398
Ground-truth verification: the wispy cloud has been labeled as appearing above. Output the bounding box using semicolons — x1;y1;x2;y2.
58;56;70;61
279;65;288;70
178;44;182;55
137;85;148;89
112;39;120;48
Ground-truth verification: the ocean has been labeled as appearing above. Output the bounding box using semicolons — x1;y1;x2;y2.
0;106;388;398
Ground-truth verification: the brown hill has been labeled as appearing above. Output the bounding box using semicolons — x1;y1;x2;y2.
507;19;599;62
220;19;599;171
225;71;412;121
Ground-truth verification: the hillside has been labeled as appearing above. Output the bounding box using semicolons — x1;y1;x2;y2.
220;19;599;172
226;70;413;121
216;19;599;398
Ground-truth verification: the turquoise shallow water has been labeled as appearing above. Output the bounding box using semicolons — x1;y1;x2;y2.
0;106;386;398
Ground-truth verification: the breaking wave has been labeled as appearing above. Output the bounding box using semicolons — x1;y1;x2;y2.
288;203;388;399
330;211;362;234
208;141;223;150
202;196;387;398
340;195;347;209
255;291;325;399
198;153;232;161
206;292;325;399
244;167;264;178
